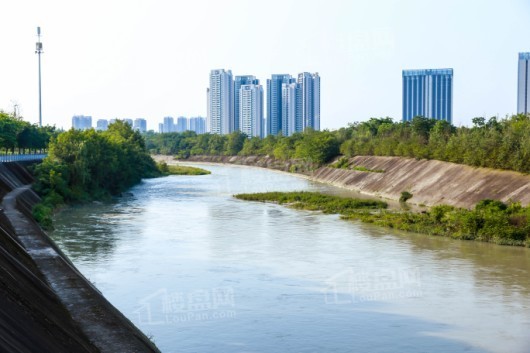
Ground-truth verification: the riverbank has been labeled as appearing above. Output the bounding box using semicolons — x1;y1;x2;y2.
236;191;530;247
156;154;530;209
0;162;160;352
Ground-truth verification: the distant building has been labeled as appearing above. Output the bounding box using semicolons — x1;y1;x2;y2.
124;118;133;126
133;118;147;133
206;88;210;133
266;72;319;137
176;117;188;133
158;123;164;133
234;75;259;132
72;115;92;130
162;116;175;133
240;84;264;138
297;72;320;131
267;74;292;136
281;81;298;136
189;117;206;134
96;119;108;131
208;69;233;134
109;118;117;125
518;53;530;115
402;68;453;123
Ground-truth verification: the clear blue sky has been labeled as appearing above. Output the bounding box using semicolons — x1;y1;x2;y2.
1;0;529;131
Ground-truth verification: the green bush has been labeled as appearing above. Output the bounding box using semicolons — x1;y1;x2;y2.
31;120;160;227
400;191;413;203
236;191;530;247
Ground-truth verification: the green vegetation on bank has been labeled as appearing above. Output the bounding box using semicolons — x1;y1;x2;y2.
32;121;160;228
146;114;530;173
145;129;339;165
0;111;56;153
331;157;385;173
157;162;211;175
236;192;530;247
234;191;387;213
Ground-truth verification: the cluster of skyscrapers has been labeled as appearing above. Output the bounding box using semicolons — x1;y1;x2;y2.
158;116;206;134
72;115;147;133
71;53;529;136
207;69;320;138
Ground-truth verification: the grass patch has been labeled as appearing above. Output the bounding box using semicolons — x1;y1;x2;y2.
235;192;530;247
340;200;530;246
234;191;387;214
329;157;384;173
330;156;350;169
352;165;385;173
157;162;211;175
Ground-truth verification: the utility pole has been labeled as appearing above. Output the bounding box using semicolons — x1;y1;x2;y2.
35;27;43;127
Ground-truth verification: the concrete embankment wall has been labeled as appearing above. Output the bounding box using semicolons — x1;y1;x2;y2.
168;155;530;209
0;162;160;353
312;156;530;208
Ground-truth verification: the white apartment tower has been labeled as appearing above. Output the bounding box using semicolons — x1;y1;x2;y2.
239;84;264;138
208;69;234;134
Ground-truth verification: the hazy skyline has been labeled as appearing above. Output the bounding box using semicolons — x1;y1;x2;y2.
1;0;529;131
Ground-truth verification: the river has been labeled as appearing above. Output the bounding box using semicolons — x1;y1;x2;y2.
51;163;530;353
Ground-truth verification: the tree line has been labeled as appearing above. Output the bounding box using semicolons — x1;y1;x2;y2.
146;114;530;173
0;111;56;153
144;129;340;165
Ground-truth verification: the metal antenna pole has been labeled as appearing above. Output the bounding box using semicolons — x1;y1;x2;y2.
36;27;43;127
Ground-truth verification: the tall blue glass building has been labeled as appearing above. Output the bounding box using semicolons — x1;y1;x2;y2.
402;69;453;123
518;53;530;115
267;74;292;136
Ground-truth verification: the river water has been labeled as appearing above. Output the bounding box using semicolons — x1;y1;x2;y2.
51;164;530;353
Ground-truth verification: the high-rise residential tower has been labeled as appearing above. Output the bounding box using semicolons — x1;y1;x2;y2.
402;69;453;123
234;76;259;132
239;84;264;138
297;72;320;131
518;53;530;115
162;116;175;133
208;69;234;135
176;117;188;132
72;115;92;130
267;74;292;136
189;117;206;134
96;119;108;131
133;118;147;133
281;81;298;136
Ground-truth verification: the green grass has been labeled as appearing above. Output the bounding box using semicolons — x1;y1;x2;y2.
351;165;385;173
157;161;211;175
329;157;384;173
234;191;387;214
166;165;211;175
235;192;530;247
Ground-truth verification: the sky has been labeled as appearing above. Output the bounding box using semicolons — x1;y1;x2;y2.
1;0;529;131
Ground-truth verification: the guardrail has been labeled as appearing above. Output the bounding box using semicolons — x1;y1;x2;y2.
0;154;47;163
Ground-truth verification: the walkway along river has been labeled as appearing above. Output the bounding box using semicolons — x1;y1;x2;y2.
52;163;530;353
